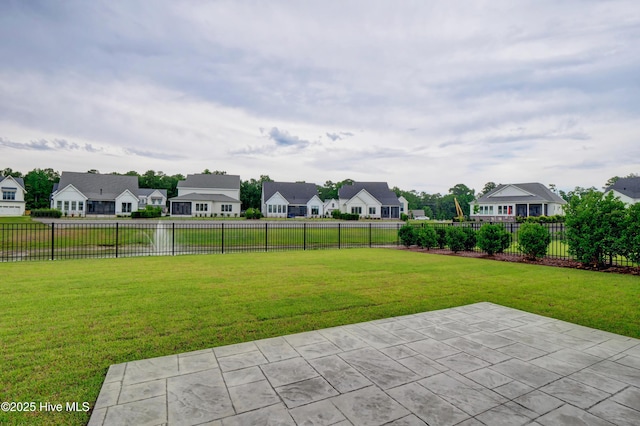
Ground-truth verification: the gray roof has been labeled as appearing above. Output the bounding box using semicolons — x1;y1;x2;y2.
476;183;566;204
138;188;168;198
338;182;400;206
178;174;240;190
607;177;640;199
55;172;139;201
262;182;319;205
0;176;26;190
170;193;240;203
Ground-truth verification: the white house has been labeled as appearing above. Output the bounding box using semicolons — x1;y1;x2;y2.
262;182;323;218
470;182;566;222
0;175;27;216
338;182;404;219
169;174;241;217
51;172;143;216
605;177;640;205
323;198;340;217
138;188;168;213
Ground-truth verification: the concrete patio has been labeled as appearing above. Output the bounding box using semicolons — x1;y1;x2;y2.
89;302;640;426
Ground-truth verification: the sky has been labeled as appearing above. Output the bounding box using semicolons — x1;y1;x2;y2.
1;1;639;195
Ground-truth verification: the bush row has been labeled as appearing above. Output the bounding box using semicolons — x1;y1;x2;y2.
30;208;62;218
331;210;360;220
243;208;263;219
516;215;565;223
131;206;163;218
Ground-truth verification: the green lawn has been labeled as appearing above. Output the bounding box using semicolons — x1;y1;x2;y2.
1;249;639;425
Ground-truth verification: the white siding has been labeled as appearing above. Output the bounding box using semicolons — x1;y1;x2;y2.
115;191;140;216
264;192;289;218
51;185;87;217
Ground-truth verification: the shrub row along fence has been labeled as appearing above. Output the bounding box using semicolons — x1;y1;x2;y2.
0;221;402;262
1;220;636;266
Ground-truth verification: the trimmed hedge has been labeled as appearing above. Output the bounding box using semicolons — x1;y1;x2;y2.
31;208;62;218
131;206;162;219
518;222;551;260
477;223;511;255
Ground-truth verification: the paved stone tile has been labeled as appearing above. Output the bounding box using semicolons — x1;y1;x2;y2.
339;347;420;389
386;382;469;426
275;376;339;408
418;372;505;416
220;403;295;426
289;400;346;426
91;303;640;426
167;369;233;425
123;355;179;385
255;337;299;362
118;379;165;404
227;379;280;413
406;338;460;360
589;399;640;426
217;350;268;372
490;358;561;388
222;365;266;387
540;378;610;409
537;404;616;426
309;355;372;393
104;395;166;426
331;386;410;426
611;386;640;411
261;357;318;387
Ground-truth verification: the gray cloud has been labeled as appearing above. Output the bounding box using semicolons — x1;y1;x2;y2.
0;137;102;152
268;127;309;148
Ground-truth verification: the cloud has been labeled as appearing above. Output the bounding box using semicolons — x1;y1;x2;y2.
325;131;354;141
0;137;102;152
267;127;309;148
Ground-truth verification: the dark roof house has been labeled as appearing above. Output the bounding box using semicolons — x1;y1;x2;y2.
606;177;640;204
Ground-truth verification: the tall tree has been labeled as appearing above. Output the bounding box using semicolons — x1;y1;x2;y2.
448;183;475;219
24;168;60;209
240;175;272;210
1;167;23;178
478;182;497;196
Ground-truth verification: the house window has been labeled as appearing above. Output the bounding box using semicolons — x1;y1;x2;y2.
71;201;76;210
2;190;16;200
78;202;83;211
221;204;232;212
64;201;69;211
311;206;319;215
277;205;282;213
195;203;208;212
351;206;362;214
122;202;132;213
268;205;273;213
489;206;494;214
369;207;376;215
57;201;62;210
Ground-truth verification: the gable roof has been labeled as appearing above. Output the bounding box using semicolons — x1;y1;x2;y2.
178;174;240;190
0;175;26;191
338;182;400;206
170;193;240;202
263;182;319;205
138;188;168;198
606;177;640;200
475;183;566;204
55;172;139;201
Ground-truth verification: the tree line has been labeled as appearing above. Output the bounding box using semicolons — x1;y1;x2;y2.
2;167;636;219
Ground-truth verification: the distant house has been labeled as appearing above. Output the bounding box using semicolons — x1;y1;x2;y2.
410;209;426;219
470;182;566;222
323;198;340;217
0;175;27;216
338;182;404;219
169;174;241;217
51;172;142;216
138;188;168;213
605;177;640;205
262;182;323;218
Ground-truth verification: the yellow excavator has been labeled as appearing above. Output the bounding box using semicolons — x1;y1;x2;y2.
454;197;465;222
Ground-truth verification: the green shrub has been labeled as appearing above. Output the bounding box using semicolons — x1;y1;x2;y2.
245;208;263;219
621;203;640;265
415;226;437;249
518;222;551;260
476;223;511;255
461;226;477;251
331;209;341;219
398;224;417;247
445;226;467;253
401;213;409;221
564;191;626;266
131;206;162;219
435;227;447;249
31;208;62;218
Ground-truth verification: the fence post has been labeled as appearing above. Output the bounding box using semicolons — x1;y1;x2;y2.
304;223;307;250
221;223;225;254
115;222;119;258
369;222;372;248
51;222;55;261
338;223;341;249
397;222;400;246
265;222;268;252
171;222;175;256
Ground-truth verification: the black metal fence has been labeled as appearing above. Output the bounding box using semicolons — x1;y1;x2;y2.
0;220;635;266
0;221;402;262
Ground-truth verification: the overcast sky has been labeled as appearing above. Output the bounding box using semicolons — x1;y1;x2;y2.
1;1;639;194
